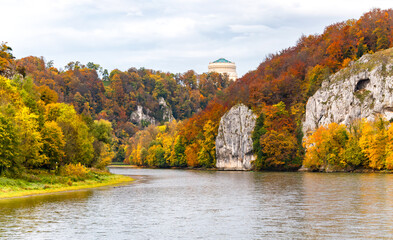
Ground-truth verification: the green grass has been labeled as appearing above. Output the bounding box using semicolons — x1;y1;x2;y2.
107;164;137;168
0;169;133;199
109;162;130;165
354;89;371;103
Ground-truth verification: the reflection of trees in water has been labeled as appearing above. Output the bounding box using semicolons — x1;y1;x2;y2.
249;172;306;238
0;190;93;211
2;169;393;239
0;190;94;238
302;173;393;238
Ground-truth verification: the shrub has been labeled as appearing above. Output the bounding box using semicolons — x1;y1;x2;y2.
61;163;90;180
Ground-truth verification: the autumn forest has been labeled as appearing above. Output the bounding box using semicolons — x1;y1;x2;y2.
2;8;393;178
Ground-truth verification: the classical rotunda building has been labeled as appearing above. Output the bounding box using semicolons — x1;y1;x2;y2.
208;58;238;81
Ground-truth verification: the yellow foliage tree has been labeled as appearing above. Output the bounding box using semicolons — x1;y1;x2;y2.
197;120;217;168
385;125;393;169
359;117;387;170
41;121;65;170
260;130;296;168
303;122;348;170
15;106;47;168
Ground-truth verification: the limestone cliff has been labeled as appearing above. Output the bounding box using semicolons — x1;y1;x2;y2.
158;97;175;123
130;97;174;126
130;105;156;126
303;48;393;135
216;104;257;170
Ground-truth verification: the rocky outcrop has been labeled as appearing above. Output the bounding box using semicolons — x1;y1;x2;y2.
130;105;156;126
216;104;257;170
303;48;393;135
158;97;174;122
130;97;174;126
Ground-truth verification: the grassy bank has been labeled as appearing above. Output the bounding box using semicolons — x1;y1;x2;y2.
107;164;138;168
0;169;133;199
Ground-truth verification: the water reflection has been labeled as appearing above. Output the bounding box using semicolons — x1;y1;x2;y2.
302;173;393;238
0;190;94;239
0;190;93;209
1;169;393;239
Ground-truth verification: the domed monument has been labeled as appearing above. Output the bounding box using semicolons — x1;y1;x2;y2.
208;58;238;81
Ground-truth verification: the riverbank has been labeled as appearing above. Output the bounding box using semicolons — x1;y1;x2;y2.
0;170;133;199
108;164;140;168
109;164;393;173
108;164;220;171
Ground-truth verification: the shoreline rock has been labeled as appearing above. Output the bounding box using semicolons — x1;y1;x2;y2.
215;104;257;170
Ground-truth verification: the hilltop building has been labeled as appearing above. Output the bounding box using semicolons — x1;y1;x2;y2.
208;58;238;81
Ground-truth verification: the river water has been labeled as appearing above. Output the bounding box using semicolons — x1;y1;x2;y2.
1;168;393;239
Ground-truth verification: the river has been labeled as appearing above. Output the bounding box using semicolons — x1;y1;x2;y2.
1;168;393;239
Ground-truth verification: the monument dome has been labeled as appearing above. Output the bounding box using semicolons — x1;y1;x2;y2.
208;58;238;81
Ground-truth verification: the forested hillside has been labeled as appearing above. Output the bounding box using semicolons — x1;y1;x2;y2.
0;74;113;174
2;8;393;172
0;45;232;163
125;8;393;170
0;40;232;167
0;46;131;190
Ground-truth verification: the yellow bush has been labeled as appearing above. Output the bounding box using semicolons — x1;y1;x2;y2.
61;163;90;179
94;144;114;169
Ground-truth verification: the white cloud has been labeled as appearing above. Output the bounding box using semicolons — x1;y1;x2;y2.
1;0;392;77
230;24;273;34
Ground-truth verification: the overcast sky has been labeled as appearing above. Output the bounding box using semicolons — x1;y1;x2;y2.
1;0;392;77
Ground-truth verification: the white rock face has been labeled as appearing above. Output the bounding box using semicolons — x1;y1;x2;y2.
130;97;174;126
130;105;156;126
158;97;175;122
303;49;393;135
216;104;257;170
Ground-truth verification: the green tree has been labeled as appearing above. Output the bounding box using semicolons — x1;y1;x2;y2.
341;122;366;169
91;119;113;168
41;121;65;170
169;135;187;167
252;112;267;168
342;135;366;168
102;69;109;81
46;103;94;166
113;145;125;162
153;80;168;99
0;113;20;174
356;37;368;59
305;65;330;97
147;144;167;167
92;119;112;144
87;62;100;70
